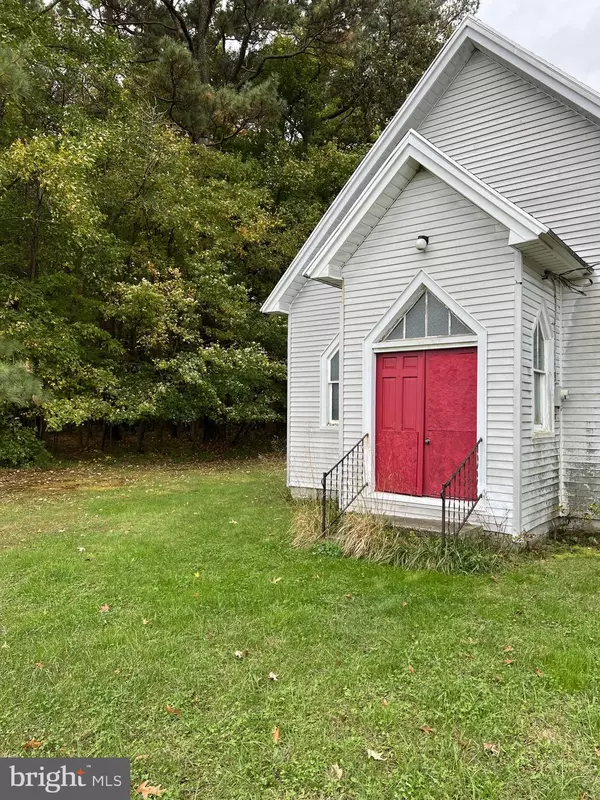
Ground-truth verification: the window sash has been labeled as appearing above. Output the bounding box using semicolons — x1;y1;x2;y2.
329;381;339;423
533;369;545;427
327;349;340;424
533;321;551;431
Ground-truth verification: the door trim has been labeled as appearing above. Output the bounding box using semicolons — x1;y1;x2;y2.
363;271;487;500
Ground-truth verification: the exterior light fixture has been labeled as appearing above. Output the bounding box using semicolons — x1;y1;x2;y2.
414;235;429;251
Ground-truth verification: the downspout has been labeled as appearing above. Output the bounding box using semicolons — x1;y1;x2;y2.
513;251;523;536
556;279;568;518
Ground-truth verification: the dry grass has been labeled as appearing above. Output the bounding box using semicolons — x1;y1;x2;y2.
336;512;391;560
291;500;323;547
292;504;518;574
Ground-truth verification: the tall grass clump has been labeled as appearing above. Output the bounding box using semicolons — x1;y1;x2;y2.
292;505;516;575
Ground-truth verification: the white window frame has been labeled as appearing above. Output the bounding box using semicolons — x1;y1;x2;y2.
532;307;554;436
320;335;340;428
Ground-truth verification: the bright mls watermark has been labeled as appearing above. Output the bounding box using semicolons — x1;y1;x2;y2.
0;759;129;799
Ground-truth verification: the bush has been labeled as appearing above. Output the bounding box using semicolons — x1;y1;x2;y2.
0;419;50;467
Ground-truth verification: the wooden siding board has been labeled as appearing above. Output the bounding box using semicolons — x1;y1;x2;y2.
288;281;341;489
418;48;600;520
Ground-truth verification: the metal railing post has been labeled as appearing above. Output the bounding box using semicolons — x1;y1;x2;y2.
321;471;327;536
441;488;446;550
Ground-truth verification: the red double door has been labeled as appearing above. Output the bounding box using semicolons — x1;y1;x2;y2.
375;348;477;497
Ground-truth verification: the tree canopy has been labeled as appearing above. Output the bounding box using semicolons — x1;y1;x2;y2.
0;0;477;463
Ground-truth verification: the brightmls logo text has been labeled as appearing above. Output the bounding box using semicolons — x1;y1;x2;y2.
0;759;129;799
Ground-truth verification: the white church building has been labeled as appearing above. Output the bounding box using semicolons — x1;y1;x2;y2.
262;17;600;537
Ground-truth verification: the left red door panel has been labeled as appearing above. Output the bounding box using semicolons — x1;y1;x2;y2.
375;352;425;495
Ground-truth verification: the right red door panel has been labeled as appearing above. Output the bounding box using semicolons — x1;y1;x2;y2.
375;348;477;498
422;348;477;498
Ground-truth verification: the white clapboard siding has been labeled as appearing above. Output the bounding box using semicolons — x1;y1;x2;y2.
288;280;341;490
342;168;516;530
520;262;561;531
419;49;600;517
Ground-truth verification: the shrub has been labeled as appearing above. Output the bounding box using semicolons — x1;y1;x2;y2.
0;419;50;467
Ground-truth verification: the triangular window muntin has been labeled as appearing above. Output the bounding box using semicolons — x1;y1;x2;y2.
385;289;473;341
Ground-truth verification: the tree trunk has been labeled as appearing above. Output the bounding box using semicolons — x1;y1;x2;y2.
28;180;44;280
136;421;146;453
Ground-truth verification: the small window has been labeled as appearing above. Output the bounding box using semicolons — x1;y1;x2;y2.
328;350;339;424
533;320;551;431
386;290;473;340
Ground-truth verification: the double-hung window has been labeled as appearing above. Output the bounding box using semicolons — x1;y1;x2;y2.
328;350;340;425
533;319;551;432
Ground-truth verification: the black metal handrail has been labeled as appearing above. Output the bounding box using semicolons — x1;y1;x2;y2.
440;437;483;548
321;435;368;536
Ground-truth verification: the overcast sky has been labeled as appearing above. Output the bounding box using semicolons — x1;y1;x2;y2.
478;0;600;92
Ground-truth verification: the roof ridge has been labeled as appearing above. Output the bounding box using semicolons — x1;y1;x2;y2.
262;16;597;314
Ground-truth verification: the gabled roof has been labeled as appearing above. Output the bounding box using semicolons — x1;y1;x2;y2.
305;130;553;285
262;16;599;314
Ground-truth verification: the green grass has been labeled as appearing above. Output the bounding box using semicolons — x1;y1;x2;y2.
1;459;600;799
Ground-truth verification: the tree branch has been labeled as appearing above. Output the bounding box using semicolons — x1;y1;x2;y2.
158;0;195;57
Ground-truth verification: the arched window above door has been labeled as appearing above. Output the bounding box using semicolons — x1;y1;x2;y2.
385;289;474;341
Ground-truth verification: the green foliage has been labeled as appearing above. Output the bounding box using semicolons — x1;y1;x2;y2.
0;0;476;457
0;417;48;466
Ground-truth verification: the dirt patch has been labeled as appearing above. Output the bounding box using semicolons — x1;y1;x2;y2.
0;454;284;497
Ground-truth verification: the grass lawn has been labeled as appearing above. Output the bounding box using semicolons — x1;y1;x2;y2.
1;457;600;799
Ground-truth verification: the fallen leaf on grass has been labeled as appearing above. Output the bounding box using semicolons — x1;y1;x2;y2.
408;664;415;674
134;755;149;761
503;645;514;652
142;619;150;626
165;705;181;717
234;650;248;660
401;601;408;608
268;672;279;681
535;668;544;677
483;742;500;756
504;658;513;666
99;604;110;613
34;662;44;669
135;780;165;798
381;699;389;707
24;739;43;750
272;726;280;744
328;764;343;780
344;593;353;600
193;571;201;579
419;725;435;734
490;575;500;583
492;674;503;683
366;749;385;761
114;668;121;674
594;747;600;758
229;520;238;525
271;577;282;584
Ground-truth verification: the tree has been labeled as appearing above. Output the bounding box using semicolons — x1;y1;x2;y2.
0;0;477;457
82;0;478;145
